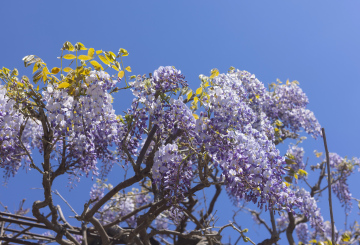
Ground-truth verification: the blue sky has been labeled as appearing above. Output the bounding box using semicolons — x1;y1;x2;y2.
1;1;360;244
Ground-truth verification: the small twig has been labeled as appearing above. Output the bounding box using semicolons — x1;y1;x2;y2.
249;210;272;233
218;223;256;245
54;190;78;216
101;202;152;230
183;209;213;245
136;124;159;171
322;128;336;245
303;178;313;189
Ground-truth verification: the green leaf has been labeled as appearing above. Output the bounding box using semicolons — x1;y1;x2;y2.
33;63;40;73
98;55;110;65
88;48;95;58
193;96;199;104
90;60;103;70
63;54;76;60
298;169;308;176
284;176;292;183
104;51;116;63
187;91;193;101
118;70;124;78
58;82;70;89
63;67;73;72
51;67;60;74
78;55;92;61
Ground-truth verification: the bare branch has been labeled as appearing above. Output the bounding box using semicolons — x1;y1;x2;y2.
322;128;336;245
54;190;78;216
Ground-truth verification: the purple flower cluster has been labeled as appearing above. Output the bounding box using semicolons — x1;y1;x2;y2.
316;221;339;243
264;81;321;138
94;186;151;227
155;213;169;230
276;212;289;231
327;153;356;212
197;72;300;211
0;86;41;178
153;66;187;92
41;71;122;176
152;143;193;207
90;183;105;201
286;144;306;181
295;188;324;231
295;223;309;244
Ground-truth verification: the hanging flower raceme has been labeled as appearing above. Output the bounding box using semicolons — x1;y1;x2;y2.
0;85;26;177
0;85;41;178
195;71;302;211
295;188;324;231
264;80;321;138
41;70;123;176
152;143;193;207
296;223;309;244
327;153;358;212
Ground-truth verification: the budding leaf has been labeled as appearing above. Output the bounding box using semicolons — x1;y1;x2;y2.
62;41;75;51
105;51;116;63
298;169;308;176
193;114;199;119
342;233;351;242
210;68;219;78
196;87;202;95
119;48;129;56
125;66;132;72
315;152;323;158
118;70;124;78
75;42;87;51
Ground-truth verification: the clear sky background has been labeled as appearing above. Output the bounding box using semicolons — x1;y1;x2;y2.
1;1;360;244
